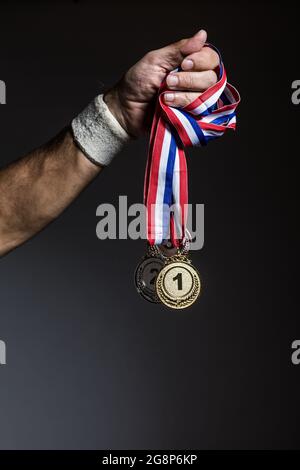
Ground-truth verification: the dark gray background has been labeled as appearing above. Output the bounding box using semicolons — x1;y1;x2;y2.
0;0;299;450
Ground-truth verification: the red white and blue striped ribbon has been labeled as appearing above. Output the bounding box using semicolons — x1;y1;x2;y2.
144;44;240;246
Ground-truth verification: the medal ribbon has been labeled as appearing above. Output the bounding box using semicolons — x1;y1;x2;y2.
144;44;240;246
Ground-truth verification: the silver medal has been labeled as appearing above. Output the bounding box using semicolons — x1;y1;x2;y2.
134;246;164;303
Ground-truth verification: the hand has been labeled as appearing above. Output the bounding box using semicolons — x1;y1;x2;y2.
104;29;220;137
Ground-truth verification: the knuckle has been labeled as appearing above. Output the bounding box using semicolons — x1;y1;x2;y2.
145;50;157;64
182;73;194;89
201;47;211;59
182;92;191;105
197;52;208;69
172;93;180;105
207;70;218;86
173;93;182;106
177;39;187;49
197;47;219;70
206;48;220;68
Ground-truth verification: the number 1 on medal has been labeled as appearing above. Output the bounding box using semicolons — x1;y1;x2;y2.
173;272;183;291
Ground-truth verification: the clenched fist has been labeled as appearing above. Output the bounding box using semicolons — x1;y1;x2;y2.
104;29;220;137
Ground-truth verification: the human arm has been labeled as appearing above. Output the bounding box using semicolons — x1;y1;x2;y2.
0;29;219;257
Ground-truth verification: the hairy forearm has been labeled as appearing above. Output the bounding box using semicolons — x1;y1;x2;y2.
0;128;101;256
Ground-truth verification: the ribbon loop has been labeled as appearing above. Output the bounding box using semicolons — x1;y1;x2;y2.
144;44;240;246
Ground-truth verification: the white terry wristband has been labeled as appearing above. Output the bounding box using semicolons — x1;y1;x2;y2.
71;94;131;166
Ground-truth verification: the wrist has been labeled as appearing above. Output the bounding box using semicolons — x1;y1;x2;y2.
103;88;128;135
71;94;131;167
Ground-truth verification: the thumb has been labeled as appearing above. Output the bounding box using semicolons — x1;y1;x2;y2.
154;29;207;70
180;29;208;56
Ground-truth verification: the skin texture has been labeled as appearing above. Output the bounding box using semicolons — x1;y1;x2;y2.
0;130;100;256
0;29;219;257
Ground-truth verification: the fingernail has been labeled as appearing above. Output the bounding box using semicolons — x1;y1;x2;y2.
165;93;174;102
182;59;193;70
196;29;207;38
167;75;179;87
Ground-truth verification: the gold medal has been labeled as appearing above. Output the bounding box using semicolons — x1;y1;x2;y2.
155;253;201;309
